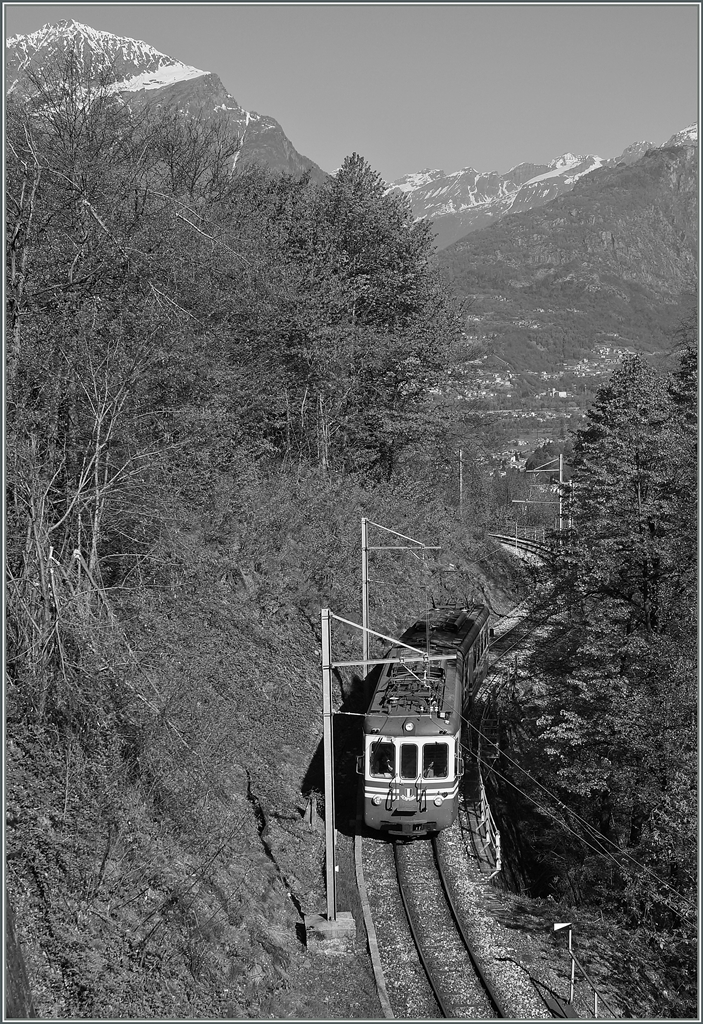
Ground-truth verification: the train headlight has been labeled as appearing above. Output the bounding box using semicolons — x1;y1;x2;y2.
372;795;382;806
403;721;415;733
433;796;444;807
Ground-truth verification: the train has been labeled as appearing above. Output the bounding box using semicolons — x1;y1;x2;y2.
358;605;491;837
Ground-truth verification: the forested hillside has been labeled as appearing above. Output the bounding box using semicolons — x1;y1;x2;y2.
5;53;516;1018
5;48;697;1019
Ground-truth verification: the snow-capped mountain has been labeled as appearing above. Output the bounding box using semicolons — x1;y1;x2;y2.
389;127;697;250
389;153;608;249
6;19;209;92
438;141;697;371
5;20;326;181
664;123;698;147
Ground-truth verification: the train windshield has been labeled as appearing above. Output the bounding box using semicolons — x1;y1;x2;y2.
422;742;449;779
399;744;418;779
370;741;395;778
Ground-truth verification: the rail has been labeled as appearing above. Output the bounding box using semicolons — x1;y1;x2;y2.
488;531;550;556
513;525;547;543
393;840;505;1018
393;843;447;1017
432;839;507;1017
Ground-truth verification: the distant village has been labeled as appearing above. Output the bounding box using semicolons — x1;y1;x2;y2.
450;328;638;475
454;339;637;404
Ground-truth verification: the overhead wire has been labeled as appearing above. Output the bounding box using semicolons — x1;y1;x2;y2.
469;744;694;921
476;617;696;906
464;714;696;914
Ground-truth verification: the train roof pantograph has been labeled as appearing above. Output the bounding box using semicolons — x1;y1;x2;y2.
364;606;489;738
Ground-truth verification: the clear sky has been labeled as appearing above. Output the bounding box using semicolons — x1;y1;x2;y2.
4;3;700;181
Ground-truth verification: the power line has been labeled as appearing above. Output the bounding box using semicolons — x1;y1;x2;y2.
470;706;697;901
472;707;698;881
464;716;695;914
468;744;694;921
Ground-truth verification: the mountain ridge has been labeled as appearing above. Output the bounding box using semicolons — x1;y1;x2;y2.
388;126;697;249
437;142;697;371
5;19;327;182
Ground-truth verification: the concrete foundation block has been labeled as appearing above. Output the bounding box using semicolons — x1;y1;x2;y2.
304;911;356;953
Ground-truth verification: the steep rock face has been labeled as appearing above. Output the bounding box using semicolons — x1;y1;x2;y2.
123;67;323;179
443;145;697;292
615;140;656;166
437;144;697;369
5;19;326;182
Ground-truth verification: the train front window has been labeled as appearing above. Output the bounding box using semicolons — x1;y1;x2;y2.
423;742;449;779
370;742;395;778
400;744;418;779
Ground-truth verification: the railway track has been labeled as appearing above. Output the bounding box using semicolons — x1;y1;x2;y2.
361;835;442;1018
395;838;503;1018
360;832;505;1018
488;611;542;668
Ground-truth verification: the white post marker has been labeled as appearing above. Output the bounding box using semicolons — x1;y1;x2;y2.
459;448;464;512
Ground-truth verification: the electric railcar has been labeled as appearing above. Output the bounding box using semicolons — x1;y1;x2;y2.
359;605;491;837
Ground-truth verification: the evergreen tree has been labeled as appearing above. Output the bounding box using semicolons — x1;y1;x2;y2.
522;352;696;922
562;355;673;633
270;153;462;477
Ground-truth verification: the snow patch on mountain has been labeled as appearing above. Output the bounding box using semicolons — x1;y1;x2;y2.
7;19;208;92
118;63;208;92
392;170;446;193
522;155;602;186
664;123;698;147
550;153;580;168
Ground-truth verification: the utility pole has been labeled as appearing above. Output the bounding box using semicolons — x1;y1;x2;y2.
361;517;369;680
459;449;464;513
304;610;356;951
360;518;440;679
521;456;570;534
320;608;336;922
